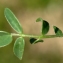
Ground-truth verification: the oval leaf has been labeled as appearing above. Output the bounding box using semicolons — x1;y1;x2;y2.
30;38;43;44
36;18;49;35
13;37;25;60
4;8;23;33
42;20;49;35
53;26;62;35
0;31;12;47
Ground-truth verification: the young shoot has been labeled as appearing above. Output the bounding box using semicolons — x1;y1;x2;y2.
0;8;62;60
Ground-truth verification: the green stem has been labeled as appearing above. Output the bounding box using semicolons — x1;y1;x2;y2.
11;33;63;39
11;33;20;36
43;34;63;38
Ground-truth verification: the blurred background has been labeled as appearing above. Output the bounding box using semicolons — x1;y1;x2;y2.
0;0;63;63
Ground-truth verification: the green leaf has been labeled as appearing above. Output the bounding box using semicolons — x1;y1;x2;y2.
30;38;36;44
0;31;12;47
42;20;49;35
30;38;43;44
36;18;49;35
4;8;23;33
36;18;43;22
13;37;25;60
36;40;43;42
53;26;62;35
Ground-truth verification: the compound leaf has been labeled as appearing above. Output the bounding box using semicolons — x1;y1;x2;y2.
36;18;49;35
0;31;12;47
53;26;62;35
13;37;25;60
4;8;23;33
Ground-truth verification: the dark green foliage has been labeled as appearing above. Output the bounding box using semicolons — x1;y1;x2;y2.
53;26;62;35
30;38;43;44
30;38;37;44
42;20;49;35
36;18;49;35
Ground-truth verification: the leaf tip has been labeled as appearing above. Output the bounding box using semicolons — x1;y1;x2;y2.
4;8;9;13
36;18;43;22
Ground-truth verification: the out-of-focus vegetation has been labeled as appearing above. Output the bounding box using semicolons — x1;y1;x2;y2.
0;0;63;63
